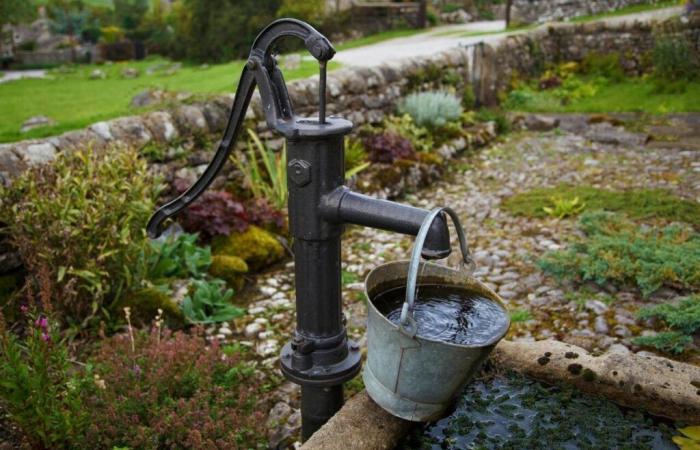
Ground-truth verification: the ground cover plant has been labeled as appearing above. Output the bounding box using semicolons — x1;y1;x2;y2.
502;185;700;227
634;294;700;354
538;211;700;297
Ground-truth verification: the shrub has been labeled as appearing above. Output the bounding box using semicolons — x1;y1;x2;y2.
344;137;370;179
581;52;625;81
146;233;212;281
502;185;700;227
0;311;91;449
538;212;700;297
475;109;510;134
382;114;434;153
0;146;158;327
172;179;249;241
363;132;417;164
84;327;265;449
652;37;697;82
399;91;463;129
634;295;700;354
244;197;287;232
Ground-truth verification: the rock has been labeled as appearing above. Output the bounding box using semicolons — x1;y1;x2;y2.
121;67;139;78
20;115;56;133
282;54;302;71
244;322;263;338
212;226;286;271
131;90;161;108
520;114;560;132
208;255;249;291
613;325;631;338
440;9;472;23
594;316;609;334
607;343;631;355
89;69;106;80
584;299;608;315
23;142;56;165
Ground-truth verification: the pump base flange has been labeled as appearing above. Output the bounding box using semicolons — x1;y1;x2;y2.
280;340;362;387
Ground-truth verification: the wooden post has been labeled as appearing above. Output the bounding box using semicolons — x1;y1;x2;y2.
505;0;513;28
417;0;427;28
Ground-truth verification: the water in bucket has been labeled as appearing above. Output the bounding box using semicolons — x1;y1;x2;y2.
373;284;509;346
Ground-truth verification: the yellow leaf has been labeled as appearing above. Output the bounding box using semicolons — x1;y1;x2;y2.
680;426;700;441
673;436;700;450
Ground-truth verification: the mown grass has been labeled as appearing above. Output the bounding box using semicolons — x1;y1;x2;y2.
0;56;337;143
504;77;700;114
334;28;426;51
570;0;680;22
502;185;700;228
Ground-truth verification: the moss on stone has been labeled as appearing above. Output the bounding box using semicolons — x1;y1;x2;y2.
208;255;248;291
502;185;700;227
418;152;444;166
115;287;185;329
211;225;285;271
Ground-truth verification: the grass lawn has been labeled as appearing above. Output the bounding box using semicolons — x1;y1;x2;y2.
334;28;426;51
504;78;700;114
0;56;338;143
570;0;680;22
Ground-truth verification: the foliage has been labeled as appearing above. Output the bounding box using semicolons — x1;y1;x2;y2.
146;233;212;281
99;25;125;44
542;196;586;219
0;146;158;327
84;327;264;449
399;91;463;129
277;0;324;25
509;309;533;323
0;0;36;28
581;52;625;82
538;212;700;297
462;85;476;109
363;132;417;164
231;129;288;212
182;279;244;324
652;37;697;82
382;114;434;153
172;179;249;240
674;426;700;450
0;311;90;449
113;0;148;32
344;137;370;178
115;287;185;328
502;185;700;228
244;197;287;232
475;108;510;134
634;295;700;354
208;255;248;291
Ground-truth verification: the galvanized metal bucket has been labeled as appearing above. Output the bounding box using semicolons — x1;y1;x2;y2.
363;208;510;421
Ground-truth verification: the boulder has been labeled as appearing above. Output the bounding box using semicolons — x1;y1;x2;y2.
89;69;106;80
20;115;56;133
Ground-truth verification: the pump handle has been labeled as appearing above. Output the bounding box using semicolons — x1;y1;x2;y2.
147;19;334;238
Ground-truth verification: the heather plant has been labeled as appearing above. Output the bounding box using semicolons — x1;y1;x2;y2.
84;327;265;449
0;310;91;449
231;128;288;211
538;212;700;297
364;132;417;164
172;178;249;240
182;279;244;324
634;295;700;354
0;146;159;327
399;91;463;129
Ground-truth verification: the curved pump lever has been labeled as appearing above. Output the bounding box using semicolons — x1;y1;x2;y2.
147;19;335;238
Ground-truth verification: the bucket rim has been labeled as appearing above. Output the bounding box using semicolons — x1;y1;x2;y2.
364;260;511;350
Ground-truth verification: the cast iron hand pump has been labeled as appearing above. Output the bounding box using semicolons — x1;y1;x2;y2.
147;19;452;440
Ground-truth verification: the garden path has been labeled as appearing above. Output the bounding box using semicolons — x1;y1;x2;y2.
333;6;683;67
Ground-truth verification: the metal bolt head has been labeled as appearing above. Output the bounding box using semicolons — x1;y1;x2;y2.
288;159;311;187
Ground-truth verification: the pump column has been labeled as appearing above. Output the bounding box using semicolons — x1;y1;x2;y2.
279;118;361;441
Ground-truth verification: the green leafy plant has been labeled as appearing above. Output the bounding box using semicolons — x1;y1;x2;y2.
344;137;370;179
146;233;212;281
652;37;697;82
0;146;159;327
0;311;91;449
538;212;700;297
475;108;511;134
581;52;625;82
633;295;700;354
509;309;533;323
382;114;435;153
399;91;463;129
182;279;244;324
231;128;288;211
674;426;700;450
542;196;586;219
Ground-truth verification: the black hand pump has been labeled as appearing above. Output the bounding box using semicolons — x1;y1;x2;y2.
147;18;452;441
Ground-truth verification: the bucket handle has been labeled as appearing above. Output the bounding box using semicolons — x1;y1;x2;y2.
399;207;475;336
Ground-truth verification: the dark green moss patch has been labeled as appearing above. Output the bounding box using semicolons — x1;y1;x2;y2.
400;371;676;449
582;368;598;382
568;363;583;375
502;185;700;228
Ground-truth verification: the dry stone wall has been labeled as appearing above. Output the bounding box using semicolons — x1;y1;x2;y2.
510;0;662;25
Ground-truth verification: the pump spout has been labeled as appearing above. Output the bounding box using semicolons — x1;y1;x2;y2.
321;188;451;260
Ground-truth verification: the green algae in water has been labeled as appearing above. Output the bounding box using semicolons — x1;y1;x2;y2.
400;372;676;450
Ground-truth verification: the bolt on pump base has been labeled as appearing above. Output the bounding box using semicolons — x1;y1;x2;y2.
146;18;452;441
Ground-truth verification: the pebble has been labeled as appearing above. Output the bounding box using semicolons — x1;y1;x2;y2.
613;325;631;338
607;343;631;355
254;317;269;325
594;316;609;334
244;323;263;338
248;306;266;315
585;299;608;315
260;286;276;296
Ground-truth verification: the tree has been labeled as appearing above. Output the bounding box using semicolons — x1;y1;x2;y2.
113;0;148;32
0;0;36;29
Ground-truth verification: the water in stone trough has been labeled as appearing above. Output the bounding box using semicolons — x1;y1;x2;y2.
373;285;509;345
399;371;678;450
